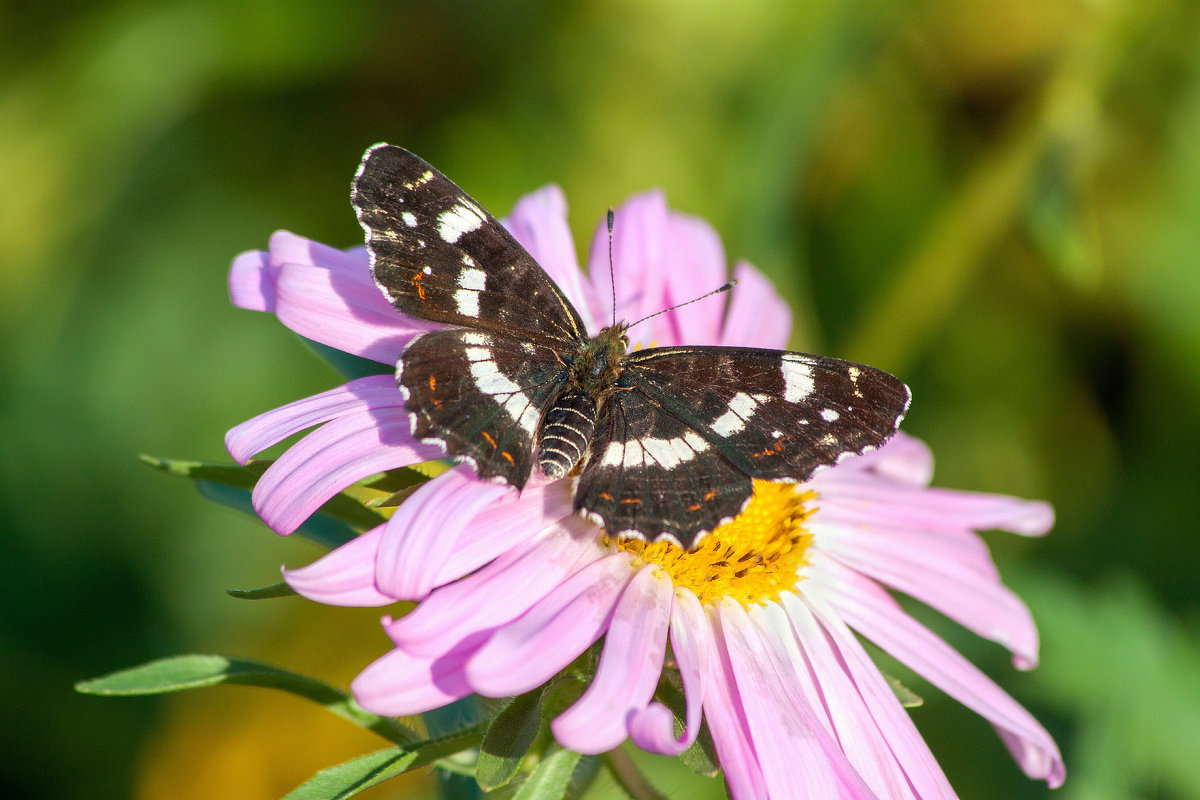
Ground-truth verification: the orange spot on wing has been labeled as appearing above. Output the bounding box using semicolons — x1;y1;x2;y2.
501;451;515;465
598;491;613;501
481;431;496;448
411;273;427;300
703;491;716;502
620;497;642;505
687;503;702;512
751;441;783;459
428;375;437;392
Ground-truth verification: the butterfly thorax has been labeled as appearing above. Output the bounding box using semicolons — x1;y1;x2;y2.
537;324;630;480
564;324;630;395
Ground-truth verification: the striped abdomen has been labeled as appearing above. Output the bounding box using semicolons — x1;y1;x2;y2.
538;391;597;480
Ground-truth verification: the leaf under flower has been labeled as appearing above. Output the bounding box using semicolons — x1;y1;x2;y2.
76;654;417;746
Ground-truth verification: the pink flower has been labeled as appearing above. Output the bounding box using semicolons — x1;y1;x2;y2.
228;186;1064;799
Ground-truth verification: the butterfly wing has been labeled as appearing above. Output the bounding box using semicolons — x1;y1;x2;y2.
577;346;910;547
399;328;568;487
352;144;587;347
576;387;753;546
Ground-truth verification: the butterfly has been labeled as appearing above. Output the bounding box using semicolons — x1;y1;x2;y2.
351;144;910;549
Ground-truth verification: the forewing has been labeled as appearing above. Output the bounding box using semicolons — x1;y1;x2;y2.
399;328;568;487
626;345;911;483
352;144;587;346
576;388;753;548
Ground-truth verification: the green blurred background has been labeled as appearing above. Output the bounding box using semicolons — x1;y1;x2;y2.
3;0;1199;798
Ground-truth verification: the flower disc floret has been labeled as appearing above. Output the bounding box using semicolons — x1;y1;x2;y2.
612;481;816;607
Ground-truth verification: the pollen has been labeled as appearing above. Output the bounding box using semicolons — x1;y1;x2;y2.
610;481;816;607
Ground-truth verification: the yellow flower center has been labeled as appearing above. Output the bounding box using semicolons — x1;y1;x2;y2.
610;481;817;607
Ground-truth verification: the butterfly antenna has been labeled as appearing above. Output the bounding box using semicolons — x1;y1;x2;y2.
626;280;738;330
607;208;617;328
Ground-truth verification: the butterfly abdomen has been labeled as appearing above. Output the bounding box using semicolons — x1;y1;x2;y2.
538;391;597;480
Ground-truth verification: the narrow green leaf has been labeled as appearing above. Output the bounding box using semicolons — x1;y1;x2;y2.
513;747;581;800
76;655;416;745
283;747;417;800
882;671;923;708
363;486;419;509
358;465;434;494
142;454;387;539
140;453;268;487
193;479;357;549
226;581;297;600
567;754;602;799
477;690;545;790
282;723;490;800
303;337;394;381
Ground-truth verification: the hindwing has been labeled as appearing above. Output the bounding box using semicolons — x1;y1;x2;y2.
627;346;910;481
398;328;567;487
576;346;910;545
576;388;752;544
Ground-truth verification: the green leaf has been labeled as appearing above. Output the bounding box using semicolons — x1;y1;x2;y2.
282;723;491;800
226;581;297;600
477;690;545;790
194;478;359;549
302;337;394;381
358;465;437;493
141;455;387;546
139;454;268;488
76;654;416;745
513;747;582;800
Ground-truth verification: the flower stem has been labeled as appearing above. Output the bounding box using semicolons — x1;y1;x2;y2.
602;746;668;800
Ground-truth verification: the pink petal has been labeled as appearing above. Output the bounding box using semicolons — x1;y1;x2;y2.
505;185;598;333
818;523;1040;667
225;375;400;464
282;525;393;606
251;406;442;535
787;593;958;800
268;230;365;275
552;565;673;754
375;467;513;601
466;553;636;697
810;558;1065;787
588;191;670;346
720;261;792;350
699;607;769;800
274;262;432;364
661;212;728;346
351;638;480;716
431;479;579;586
387;521;603;656
771;599;942;800
229;249;275;311
812;473;1055;536
719;599;875;800
835;432;934;487
812;508;998;582
629;588;709;756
